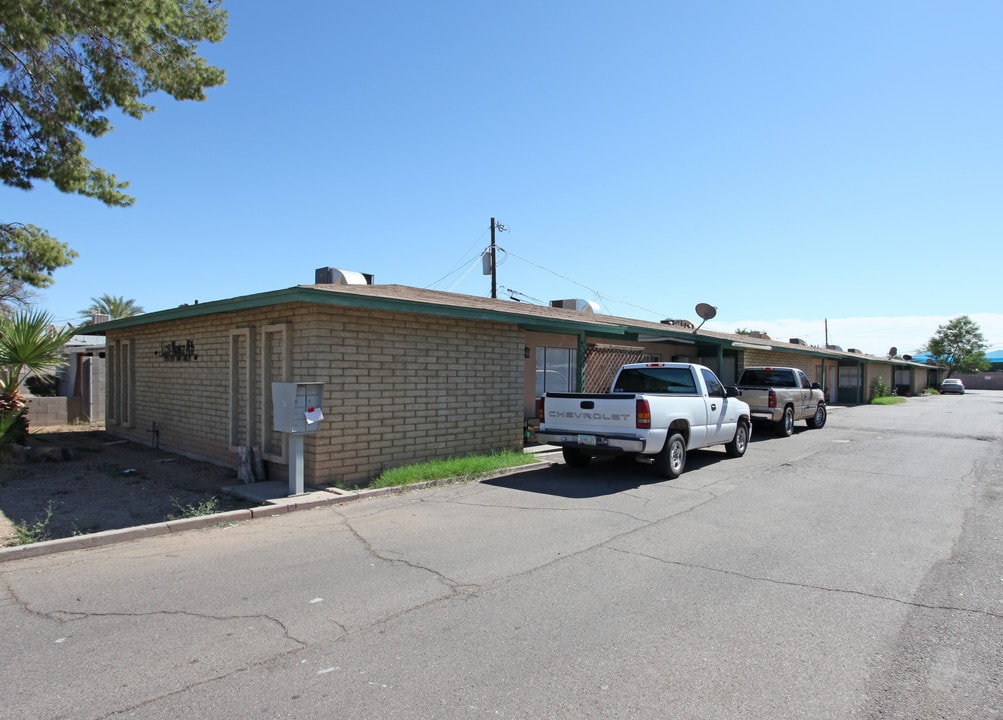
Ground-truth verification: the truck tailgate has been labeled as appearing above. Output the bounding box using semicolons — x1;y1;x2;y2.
737;387;772;407
540;393;639;433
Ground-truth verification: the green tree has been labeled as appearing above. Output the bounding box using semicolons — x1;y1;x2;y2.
0;223;78;311
0;309;77;441
1;0;227;300
1;0;228;206
79;294;144;322
923;315;990;377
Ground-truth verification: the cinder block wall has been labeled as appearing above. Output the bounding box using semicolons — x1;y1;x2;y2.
105;303;525;484
23;396;68;427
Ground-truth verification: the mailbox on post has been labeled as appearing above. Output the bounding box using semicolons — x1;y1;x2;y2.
271;381;325;495
272;381;325;434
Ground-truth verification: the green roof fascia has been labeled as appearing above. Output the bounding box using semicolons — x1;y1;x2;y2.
79;287;318;333
80;286;643;341
729;340;933;368
78;286;892;365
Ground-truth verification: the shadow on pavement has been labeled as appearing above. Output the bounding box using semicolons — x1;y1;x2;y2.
485;448;730;498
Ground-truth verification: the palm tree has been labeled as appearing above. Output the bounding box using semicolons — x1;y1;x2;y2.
0;310;77;442
79;294;144;322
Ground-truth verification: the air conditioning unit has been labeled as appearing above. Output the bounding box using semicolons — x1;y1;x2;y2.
789;338;808;346
315;267;374;285
549;299;599;313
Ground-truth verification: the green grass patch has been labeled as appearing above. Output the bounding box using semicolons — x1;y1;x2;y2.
370;450;538;489
871;396;907;405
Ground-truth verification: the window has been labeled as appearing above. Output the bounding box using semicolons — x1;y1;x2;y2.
614;367;698;394
838;366;859;388
701;368;724;396
536;347;576;395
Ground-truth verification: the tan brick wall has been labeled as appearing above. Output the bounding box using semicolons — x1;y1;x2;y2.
105;303;524;484
864;364;893;401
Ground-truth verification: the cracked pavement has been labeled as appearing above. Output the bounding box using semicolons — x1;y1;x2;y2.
1;393;1000;719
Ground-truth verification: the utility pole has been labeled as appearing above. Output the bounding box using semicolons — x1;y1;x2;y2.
490;217;497;299
488;217;507;299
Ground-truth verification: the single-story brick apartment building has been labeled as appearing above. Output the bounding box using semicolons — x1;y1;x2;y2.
84;271;939;485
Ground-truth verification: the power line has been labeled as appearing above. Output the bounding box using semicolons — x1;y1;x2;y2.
500;248;671;320
424;222;491;290
425;223;674;320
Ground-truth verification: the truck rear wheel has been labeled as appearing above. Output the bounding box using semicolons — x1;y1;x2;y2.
726;420;750;458
655;432;686;479
807;403;827;429
562;448;592;468
775;406;795;437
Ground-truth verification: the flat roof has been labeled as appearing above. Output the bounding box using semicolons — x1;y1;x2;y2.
81;282;932;367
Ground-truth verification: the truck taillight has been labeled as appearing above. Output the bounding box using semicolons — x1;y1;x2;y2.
636;398;651;429
768;389;777;409
537;397;545;423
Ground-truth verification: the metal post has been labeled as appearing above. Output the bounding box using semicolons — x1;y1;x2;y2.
288;434;305;496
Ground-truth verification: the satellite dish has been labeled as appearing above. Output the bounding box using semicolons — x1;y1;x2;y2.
888;346;898;357
902;354;912;361
693;303;717;332
695;303;717;320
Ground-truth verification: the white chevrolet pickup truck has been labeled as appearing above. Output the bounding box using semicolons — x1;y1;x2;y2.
535;362;751;479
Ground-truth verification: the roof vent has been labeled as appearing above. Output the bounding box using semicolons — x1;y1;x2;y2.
661;318;695;329
315;267;374;285
549;299;599;313
91;313;111;325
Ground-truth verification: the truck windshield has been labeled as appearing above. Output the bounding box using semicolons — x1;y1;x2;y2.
613;367;698;394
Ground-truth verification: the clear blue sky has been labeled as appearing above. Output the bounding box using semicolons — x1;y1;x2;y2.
5;1;1001;355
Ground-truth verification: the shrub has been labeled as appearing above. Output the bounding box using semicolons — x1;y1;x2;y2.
871;376;890;399
25;374;59;397
166;497;221;520
11;502;55;546
0;407;28;448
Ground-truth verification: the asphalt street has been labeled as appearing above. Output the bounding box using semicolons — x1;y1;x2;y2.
2;392;1000;719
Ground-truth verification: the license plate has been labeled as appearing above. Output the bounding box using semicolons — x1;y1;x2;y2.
578;434;597;447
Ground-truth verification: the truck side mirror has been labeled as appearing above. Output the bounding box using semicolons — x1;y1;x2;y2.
725;386;740;398
811;382;821;390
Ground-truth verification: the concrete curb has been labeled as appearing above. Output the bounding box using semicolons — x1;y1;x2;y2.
0;458;557;563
